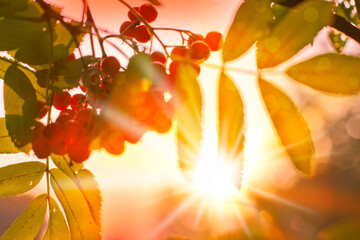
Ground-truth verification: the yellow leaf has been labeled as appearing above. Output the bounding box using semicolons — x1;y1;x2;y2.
43;197;71;240
258;78;314;174
287;53;360;95
174;62;202;179
257;0;334;68
222;0;273;62
218;72;245;169
50;169;101;240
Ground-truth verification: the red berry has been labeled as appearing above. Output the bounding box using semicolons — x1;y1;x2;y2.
32;136;51;159
187;34;205;47
37;101;47;119
80;85;87;93
205;31;223;51
102;131;125;155
70;94;87;111
134;25;150;43
120;21;136;38
122;124;146;144
189;40;211;61
128;7;140;21
68;138;91;163
67;53;76;61
63;119;83;142
101;56;121;75
53;92;71;111
139;3;158;23
150;51;166;65
170;47;188;60
43;123;67;155
75;108;94;128
169;60;180;80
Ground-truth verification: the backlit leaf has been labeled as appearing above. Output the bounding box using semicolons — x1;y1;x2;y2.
0;194;47;240
50;169;101;240
75;169;102;228
257;0;334;68
0;161;45;198
51;155;100;227
43;197;71;240
318;219;360;240
222;0;273;62
286;53;360;95
4;64;37;147
175;62;202;180
0;118;19;153
0;0;28;17
258;78;314;174
0;161;46;198
0;57;47;101
218;72;245;185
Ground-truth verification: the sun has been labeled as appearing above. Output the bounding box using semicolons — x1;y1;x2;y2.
190;133;240;202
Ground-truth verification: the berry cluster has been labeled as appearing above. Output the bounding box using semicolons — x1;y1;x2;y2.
120;3;158;43
31;2;224;165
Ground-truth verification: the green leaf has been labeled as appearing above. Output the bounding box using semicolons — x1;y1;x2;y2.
125;52;153;81
4;64;37;147
0;161;46;198
218;72;245;184
0;0;28;17
318;219;360;240
222;0;273;62
257;0;334;68
75;169;102;228
35;56;97;92
0;194;47;240
50;169;101;240
43;197;71;240
175;62;202;180
286;53;360;95
0;2;57;65
53;21;85;62
0;118;19;153
0;57;47;101
258;78;314;174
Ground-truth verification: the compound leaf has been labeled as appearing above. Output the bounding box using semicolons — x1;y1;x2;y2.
259;78;314;174
223;0;273;62
50;169;101;240
0;0;28;17
286;53;360;95
0;161;46;198
257;0;334;68
175;62;202;180
43;197;71;240
0;194;47;240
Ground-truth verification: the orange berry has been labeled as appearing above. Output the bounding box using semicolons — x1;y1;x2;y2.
205;31;223;51
68;138;91;163
170;46;188;60
187;34;205;47
150;51;166;65
189;40;210;61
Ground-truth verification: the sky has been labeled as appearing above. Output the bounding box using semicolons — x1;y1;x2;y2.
2;0;360;239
